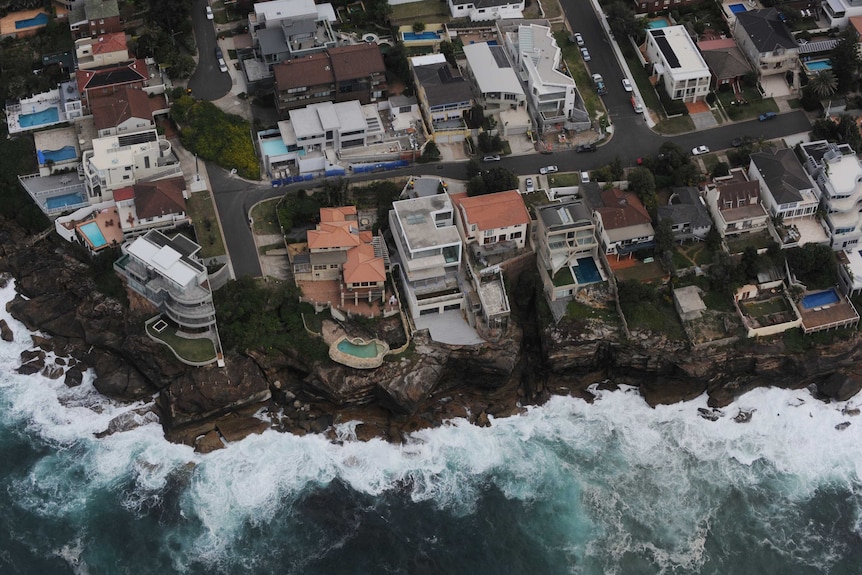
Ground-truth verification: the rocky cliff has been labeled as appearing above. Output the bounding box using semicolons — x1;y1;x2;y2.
2;217;861;451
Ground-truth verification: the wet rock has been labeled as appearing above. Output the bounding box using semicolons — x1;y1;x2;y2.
41;364;64;380
96;408;160;437
0;319;12;342
30;334;53;351
835;421;851;431
734;409;754;423
216;417;270;443
697;407;722;421
195;431;225;453
16;363;42;376
54;357;66;366
20;349;44;363
476;411;491;427
817;370;862;402
842;407;860;416
64;366;84;388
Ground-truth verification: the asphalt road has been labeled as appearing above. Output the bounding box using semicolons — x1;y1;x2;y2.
187;0;231;101
208;1;814;278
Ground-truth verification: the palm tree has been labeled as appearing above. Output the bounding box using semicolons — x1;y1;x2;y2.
807;70;838;98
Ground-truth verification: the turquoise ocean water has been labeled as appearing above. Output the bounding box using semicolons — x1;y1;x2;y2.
1;279;861;574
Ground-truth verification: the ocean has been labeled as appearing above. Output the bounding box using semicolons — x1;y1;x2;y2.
1;278;861;574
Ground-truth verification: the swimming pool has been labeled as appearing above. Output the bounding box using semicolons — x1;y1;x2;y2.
45;192;86;211
15;12;48;29
402;31;441;41
801;288;840;310
804;59;833;73
729;3;747;14
337;338;385;358
573;257;602;284
79;221;107;249
39;146;77;163
647;17;671;29
19;107;59;128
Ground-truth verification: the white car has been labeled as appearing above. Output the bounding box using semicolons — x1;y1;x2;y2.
574;33;584;47
692;145;710;156
525;177;535;193
539;165;559;175
622;78;633;92
205;5;214;19
580;47;591;62
482;155;500;162
580;171;590;184
218;57;228;73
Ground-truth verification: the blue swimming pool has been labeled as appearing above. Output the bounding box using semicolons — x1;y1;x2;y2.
39;146;77;163
402;31;441;41
647;18;671;29
573;257;602;284
19;107;59;128
15;12;48;29
801;288;840;309
804;59;833;72
729;3;747;14
46;192;86;211
79;221;107;248
337;338;383;358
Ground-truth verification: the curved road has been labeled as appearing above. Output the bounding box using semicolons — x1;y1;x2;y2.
208;1;814;278
187;0;232;100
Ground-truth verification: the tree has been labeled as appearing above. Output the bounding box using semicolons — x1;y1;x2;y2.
741;246;759;280
712;161;730;178
628;167;657;215
419;141;440;162
829;29;862;93
465;158;480;179
606;1;640;41
412;22;425;33
440;41;457;67
706;250;738;293
786;243;837;288
806;70;838;98
617;279;656;305
467;167;519;196
812;115;862;152
655;217;676;254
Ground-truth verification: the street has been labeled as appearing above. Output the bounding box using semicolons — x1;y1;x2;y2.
187;0;232;100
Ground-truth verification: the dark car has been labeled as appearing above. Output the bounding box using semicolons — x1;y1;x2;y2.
215;46;223;59
732;136;753;148
758;112;777;121
577;143;597;153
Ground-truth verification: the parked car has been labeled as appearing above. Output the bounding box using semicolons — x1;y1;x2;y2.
580;47;591;61
218;57;228;73
482;155;501;162
525;177;535;193
732;136;753;148
580;171;590;184
577;143;597;153
574;33;584;47
215;46;223;59
540;165;559;175
206;5;213;19
622;78;633;92
631;97;643;113
759;112;777;121
591;73;603;85
596;81;607;95
691;145;710;156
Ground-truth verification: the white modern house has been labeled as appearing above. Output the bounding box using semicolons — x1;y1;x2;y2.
462;42;527;119
388;192;465;318
499;21;590;133
535;199;600;302
81;129;181;203
248;0;338;67
820;0;862;29
800;140;862;251
447;0;524;22
749;148;819;221
645;25;711;102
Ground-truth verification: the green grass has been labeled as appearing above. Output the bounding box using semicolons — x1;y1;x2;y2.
701;154;721;174
251;198;282;235
726;232;775;254
655;115;695;134
552;266;574;287
787;98;801;109
717;88;779;121
521;191;552;216
187;191;226;259
743;296;791;319
147;323;217;363
566;299;619;322
621;298;686;340
548;173;582;188
555;31;604;121
672;249;692;270
615;260;666;283
389;3;449;24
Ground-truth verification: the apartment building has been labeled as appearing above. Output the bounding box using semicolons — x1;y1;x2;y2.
645;26;711;102
800;140;862;250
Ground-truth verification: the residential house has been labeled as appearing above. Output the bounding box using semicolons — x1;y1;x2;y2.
451;190;530;249
582;183;655;258
534;199;599;301
74;32;128;70
112;176;189;236
447;0;524;22
248;0;337;68
388;192;464;318
90;85;169;138
69;0;122;40
748;147;819;222
697;38;752;92
799;140;862;250
498;21;590;133
705;169;770;237
462;42;530;135
633;0;699;15
673;285;707;321
410;54;474;143
113;230;222;364
732;9;800;93
81;129;181;203
645;26;711;102
821;0;862;28
76;59;166;114
258;99;384;176
657;186;713;242
272;43;386;116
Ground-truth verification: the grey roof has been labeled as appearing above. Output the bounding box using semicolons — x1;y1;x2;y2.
700;46;751;80
475;0;519;6
798;39;839;54
414;62;473;109
538;200;593;229
750;148;812;205
85;0;120;20
657;186;712;230
257;27;288;57
389;95;417;108
736;8;797;53
578;181;603;212
280;17;317;37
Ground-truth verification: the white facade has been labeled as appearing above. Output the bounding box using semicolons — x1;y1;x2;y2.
462;42;526;115
800;140;862;251
447;0;524;22
645;26;711;102
820;0;862;28
748;148;819;222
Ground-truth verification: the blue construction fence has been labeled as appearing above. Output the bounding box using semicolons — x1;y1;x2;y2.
270;161;407;187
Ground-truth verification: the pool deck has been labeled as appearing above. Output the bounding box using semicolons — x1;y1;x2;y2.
33;127;80;172
0;8;58;37
797;292;859;333
75;206;124;251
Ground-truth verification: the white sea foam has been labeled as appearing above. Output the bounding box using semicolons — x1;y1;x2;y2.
1;279;861;573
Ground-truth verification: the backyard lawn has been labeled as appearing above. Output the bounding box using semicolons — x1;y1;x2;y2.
567;299;620;323
725;232;776;254
716;88;779;122
186;190;226;259
620;297;686;340
147;322;217;363
390;2;449;25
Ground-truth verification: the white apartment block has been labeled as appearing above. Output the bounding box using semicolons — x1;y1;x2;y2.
800;140;862;250
645;26;711;102
462;42;527;116
447;0;524;22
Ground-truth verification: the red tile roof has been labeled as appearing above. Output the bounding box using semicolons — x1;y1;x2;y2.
92;32;127;55
595;188;651;230
343;243;385;285
452;190;530;231
274;52;334;90
90;86;153;131
132;176;186;220
113;186;134;201
329;43;385;82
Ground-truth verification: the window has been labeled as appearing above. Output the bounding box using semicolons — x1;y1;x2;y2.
510;231;522;239
330;264;339;269
313;265;327;270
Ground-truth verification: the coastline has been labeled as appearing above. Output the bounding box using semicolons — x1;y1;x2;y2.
3;218;862;451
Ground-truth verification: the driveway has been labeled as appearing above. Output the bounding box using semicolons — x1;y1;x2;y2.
187;0;231;100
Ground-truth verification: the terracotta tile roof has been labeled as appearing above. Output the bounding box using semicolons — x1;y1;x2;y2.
90;85;153;131
595;188;651;230
452;190;529;231
851;16;862;36
92;32;127;55
329;43;385;82
715;179;761;210
343;243;385;285
307;221;362;250
274;52;333;90
320;205;357;222
113;186;134;201
132;176;186;219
